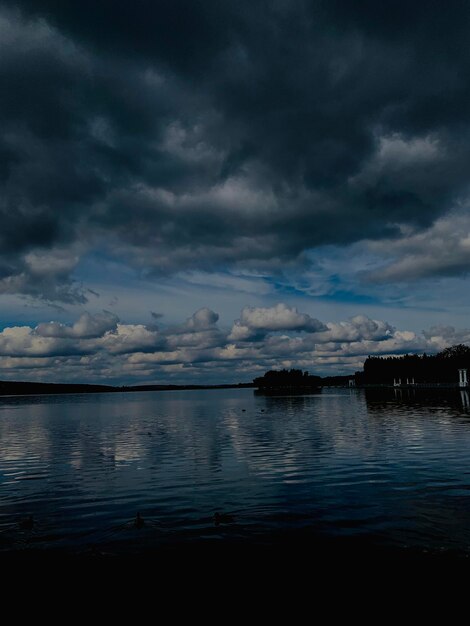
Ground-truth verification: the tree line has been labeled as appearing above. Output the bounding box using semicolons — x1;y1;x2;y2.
357;344;470;385
254;368;322;389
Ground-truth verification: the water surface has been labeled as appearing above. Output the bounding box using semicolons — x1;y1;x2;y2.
1;387;470;556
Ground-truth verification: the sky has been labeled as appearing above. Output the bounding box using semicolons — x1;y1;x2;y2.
2;0;470;385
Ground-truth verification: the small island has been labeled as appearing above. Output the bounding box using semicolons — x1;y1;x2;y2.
253;368;322;394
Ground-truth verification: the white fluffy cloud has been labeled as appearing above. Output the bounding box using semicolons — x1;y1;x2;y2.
315;315;394;343
0;326;84;357
0;303;468;384
229;303;326;341
184;307;219;330
36;311;119;339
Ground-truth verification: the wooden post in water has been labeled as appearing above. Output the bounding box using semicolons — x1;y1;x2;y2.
458;369;468;388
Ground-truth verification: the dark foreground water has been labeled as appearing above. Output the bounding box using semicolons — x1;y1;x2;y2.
2;387;470;560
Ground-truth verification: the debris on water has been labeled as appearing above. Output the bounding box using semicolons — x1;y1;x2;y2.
213;512;235;525
134;512;145;529
18;515;34;531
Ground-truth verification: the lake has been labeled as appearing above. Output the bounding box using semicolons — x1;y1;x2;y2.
2;387;470;559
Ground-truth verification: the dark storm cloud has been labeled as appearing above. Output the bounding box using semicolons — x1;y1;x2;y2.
2;1;470;300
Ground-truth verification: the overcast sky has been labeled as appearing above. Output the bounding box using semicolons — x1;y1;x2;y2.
1;0;470;384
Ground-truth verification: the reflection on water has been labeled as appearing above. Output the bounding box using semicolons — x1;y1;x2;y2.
2;388;470;555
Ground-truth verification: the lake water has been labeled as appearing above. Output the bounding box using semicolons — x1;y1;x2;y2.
2;387;470;558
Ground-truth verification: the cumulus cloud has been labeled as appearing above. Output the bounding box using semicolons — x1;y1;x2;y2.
422;325;470;349
0;303;467;384
97;323;164;355
36;311;119;338
315;316;394;343
184;308;219;330
2;2;470;300
0;325;84;357
229;303;326;341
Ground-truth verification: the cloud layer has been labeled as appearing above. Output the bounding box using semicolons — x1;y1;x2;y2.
2;2;470;302
1;303;468;385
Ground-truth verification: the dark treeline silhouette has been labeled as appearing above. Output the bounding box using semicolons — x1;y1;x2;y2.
254;368;322;390
358;344;470;385
0;380;254;397
0;381;116;396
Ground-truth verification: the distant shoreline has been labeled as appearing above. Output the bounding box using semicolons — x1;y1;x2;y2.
0;374;359;397
0;381;255;397
2;380;469;398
